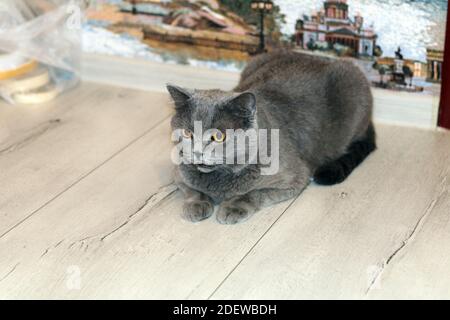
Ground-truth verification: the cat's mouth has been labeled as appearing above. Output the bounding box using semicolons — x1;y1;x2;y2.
196;164;218;173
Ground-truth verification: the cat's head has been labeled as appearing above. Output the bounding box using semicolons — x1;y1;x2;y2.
167;84;257;174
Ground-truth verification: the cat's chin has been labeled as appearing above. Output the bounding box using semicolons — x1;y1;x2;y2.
196;164;217;173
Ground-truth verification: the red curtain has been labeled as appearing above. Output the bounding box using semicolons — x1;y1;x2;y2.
438;7;450;129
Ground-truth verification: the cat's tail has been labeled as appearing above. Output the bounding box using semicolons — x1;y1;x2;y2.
314;123;376;185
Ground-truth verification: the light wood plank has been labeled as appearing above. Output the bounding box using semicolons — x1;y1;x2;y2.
0;83;172;236
82;53;240;93
211;125;450;299
0;85;96;149
0;118;293;299
1;79;448;299
367;162;450;299
372;89;438;129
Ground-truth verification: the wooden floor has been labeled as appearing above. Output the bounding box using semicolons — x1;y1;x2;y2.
1;82;450;299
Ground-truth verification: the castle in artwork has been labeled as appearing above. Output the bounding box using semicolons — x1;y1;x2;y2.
294;0;377;57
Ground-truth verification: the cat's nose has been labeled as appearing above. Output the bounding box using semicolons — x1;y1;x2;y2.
193;151;202;160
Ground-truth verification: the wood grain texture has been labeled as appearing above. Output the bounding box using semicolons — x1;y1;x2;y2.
368;157;450;299
0;84;96;149
1;82;449;299
0;118;294;299
0;83;172;237
211;126;450;299
81;53;240;93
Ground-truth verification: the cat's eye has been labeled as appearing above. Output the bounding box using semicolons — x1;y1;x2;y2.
182;129;193;139
212;130;225;142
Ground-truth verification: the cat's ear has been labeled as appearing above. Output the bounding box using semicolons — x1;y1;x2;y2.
166;84;192;108
227;92;256;118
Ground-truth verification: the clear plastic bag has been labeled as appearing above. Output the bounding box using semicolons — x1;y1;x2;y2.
0;0;86;104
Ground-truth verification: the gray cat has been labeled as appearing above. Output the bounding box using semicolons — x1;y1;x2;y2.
168;50;375;224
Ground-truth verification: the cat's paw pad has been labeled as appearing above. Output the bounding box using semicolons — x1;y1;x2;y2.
217;204;251;225
183;200;214;222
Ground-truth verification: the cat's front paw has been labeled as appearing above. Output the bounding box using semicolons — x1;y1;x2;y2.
183;200;214;222
217;202;254;225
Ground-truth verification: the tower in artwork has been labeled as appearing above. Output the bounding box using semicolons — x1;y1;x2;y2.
295;0;377;57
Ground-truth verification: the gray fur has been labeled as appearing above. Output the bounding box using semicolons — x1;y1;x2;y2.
168;50;374;224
